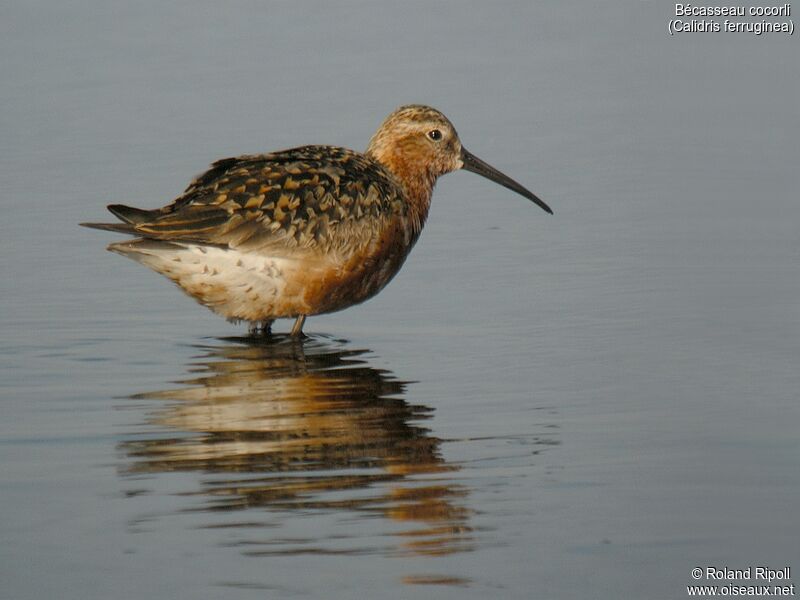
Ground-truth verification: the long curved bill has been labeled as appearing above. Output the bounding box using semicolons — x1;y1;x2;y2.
460;148;552;215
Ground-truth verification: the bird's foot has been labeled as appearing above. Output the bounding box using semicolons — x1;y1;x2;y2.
248;320;274;337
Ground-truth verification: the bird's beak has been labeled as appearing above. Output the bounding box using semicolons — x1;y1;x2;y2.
460;148;552;215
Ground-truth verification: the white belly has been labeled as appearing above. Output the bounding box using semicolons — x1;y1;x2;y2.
109;239;302;321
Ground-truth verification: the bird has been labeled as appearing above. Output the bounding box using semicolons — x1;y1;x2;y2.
82;105;552;337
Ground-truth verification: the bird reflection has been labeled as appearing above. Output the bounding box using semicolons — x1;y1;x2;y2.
119;335;472;557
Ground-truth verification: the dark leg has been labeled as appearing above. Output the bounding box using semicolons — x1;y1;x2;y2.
248;320;274;336
290;315;306;338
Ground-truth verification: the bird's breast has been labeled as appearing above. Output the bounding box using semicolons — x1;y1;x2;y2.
298;214;420;315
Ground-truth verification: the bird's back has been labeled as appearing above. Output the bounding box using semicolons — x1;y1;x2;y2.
105;146;408;252
83;146;423;321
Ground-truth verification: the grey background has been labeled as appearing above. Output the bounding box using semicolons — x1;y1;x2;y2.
1;2;798;599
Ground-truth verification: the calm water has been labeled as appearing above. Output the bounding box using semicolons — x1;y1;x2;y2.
1;2;798;598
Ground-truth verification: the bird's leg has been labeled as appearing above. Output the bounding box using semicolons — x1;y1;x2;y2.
290;315;306;338
248;320;274;336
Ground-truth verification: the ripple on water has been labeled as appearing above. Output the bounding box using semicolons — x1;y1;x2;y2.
118;335;482;560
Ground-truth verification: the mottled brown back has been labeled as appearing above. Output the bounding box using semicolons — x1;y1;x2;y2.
116;146;408;254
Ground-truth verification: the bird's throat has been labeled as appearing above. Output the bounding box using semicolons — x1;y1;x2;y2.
367;147;435;234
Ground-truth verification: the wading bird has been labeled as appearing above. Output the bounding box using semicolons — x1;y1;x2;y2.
82;105;552;336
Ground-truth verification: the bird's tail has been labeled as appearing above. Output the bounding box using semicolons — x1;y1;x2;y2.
107;237;183;261
107;204;156;224
79;221;137;234
80;203;159;234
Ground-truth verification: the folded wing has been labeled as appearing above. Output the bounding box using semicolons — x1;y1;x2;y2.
83;146;405;254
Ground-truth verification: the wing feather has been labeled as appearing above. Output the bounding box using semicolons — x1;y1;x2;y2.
109;146;404;252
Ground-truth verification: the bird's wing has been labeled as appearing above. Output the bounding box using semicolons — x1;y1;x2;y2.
110;146;405;253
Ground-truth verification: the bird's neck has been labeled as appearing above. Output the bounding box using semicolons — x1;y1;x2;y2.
367;146;436;234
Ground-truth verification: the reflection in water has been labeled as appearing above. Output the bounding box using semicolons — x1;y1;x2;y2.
120;335;472;558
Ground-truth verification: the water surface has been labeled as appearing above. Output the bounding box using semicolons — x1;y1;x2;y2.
1;2;798;599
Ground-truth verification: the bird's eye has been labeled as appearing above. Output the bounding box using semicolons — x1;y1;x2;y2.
427;129;443;141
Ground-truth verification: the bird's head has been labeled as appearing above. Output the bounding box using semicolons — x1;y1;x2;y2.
366;105;551;214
